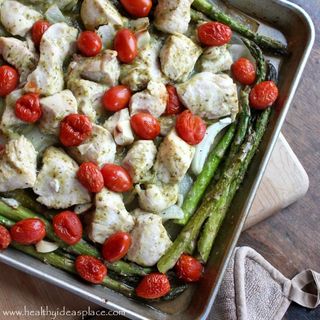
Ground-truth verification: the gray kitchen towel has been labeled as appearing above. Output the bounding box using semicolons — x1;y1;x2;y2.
212;247;320;320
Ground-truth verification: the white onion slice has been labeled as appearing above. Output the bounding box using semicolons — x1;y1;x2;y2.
160;205;185;222
35;240;59;253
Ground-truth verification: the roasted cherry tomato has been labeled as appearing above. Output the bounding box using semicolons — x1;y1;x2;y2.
77;162;104;193
176;110;206;145
52;211;83;245
10;218;46;245
130;112;160;140
102;232;132;262
0;225;11;250
114;29;138;63
0;65;19;97
102;85;132;112
32;20;50;47
75;255;107;284
101;164;133;193
198;22;232;46
231;58;256;85
59;114;92;147
175;254;203;282
77;31;102;57
165;85;183;115
249;81;279;110
136;273;171;299
15;93;42;123
120;0;152;17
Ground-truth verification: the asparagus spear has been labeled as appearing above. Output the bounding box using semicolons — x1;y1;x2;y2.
192;0;288;55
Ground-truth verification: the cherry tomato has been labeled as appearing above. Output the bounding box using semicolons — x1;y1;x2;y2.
77;162;104;193
101;164;133;193
130;112;160;140
165;85;183;115
59;114;92;147
232;58;256;85
10;218;46;245
249;81;279;110
32;20;50;47
102;232;132;263
114;29;138;64
0;225;11;250
0;65;19;97
198;22;232;46
120;0;152;17
75;255;107;284
52;211;83;245
136;273;171;299
102;85;132;112
77;31;102;57
15;93;42;123
175;110;206;145
175;254;203;282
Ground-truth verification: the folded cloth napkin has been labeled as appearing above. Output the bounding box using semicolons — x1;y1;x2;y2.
212;247;320;320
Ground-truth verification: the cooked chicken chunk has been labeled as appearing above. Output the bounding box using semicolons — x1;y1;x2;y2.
154;0;193;34
39;90;78;135
0;0;42;37
136;182;178;213
0;136;37;192
0;37;38;83
199;45;233;74
155;130;195;184
177;72;239;120
81;0;123;30
127;213;172;267
129;81;168;118
68;124;116;167
33;147;91;209
25;23;78;96
88;188;135;244
160;34;202;83
122;140;157;183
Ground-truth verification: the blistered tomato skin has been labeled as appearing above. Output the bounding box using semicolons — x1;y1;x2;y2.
232;58;256;85
165;85;184;115
10;218;46;245
176;110;206;145
32;20;50;47
15;93;42;123
102;232;132;262
250;81;279;110
102;85;132;112
136;273;171;299
77;162;104;193
114;29;138;64
130;112;161;140
120;0;152;17
175;254;203;282
0;225;11;250
59;114;93;147
0;65;19;97
75;255;107;284
101;164;133;193
53;211;83;245
198;22;232;46
77;31;102;57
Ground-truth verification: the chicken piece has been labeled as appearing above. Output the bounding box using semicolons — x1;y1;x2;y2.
25;23;78;96
88;188;135;244
0;136;37;192
160;34;202;83
154;0;193;35
0;37;38;83
39;90;78;135
129;81;168;118
81;0;123;31
122;140;157;183
120;40;164;92
155;130;195;184
199;45;233;74
33;147;91;209
127;213;172;267
68;124;116;167
136;182;178;213
0;1;42;37
177;72;239;120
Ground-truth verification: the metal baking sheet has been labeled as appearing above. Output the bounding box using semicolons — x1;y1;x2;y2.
0;1;315;319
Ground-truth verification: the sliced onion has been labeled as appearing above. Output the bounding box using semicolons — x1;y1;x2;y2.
160;205;185;222
35;240;59;253
0;197;20;209
45;5;67;24
228;44;255;63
